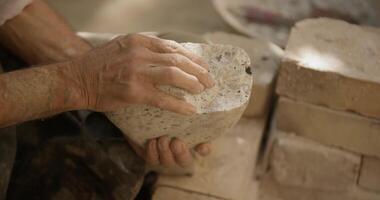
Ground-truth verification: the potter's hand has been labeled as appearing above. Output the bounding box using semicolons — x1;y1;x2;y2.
71;33;214;114
128;136;211;168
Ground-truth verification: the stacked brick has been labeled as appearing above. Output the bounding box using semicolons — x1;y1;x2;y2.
258;18;380;200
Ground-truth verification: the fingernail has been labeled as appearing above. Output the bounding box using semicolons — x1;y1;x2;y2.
196;144;211;156
186;105;197;115
206;77;215;88
201;61;210;70
173;141;184;154
158;137;169;151
197;84;205;93
201;146;210;155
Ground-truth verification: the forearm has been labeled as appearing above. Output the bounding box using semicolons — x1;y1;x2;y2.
0;62;85;127
0;0;92;64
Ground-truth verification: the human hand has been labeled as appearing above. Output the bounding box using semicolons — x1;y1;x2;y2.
128;136;211;168
71;33;214;114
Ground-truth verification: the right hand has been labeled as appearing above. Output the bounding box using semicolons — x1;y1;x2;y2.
70;33;214;114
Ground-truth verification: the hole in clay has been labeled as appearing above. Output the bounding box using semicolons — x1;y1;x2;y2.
245;67;252;75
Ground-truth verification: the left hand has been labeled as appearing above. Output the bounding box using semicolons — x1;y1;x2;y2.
128;136;211;168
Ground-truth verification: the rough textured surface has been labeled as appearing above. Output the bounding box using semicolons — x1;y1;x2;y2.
276;97;380;158
269;130;360;191
258;174;380;200
107;43;253;147
276;18;380;119
204;32;283;118
153;117;266;200
359;156;380;193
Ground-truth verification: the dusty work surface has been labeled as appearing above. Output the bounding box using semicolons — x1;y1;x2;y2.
153;117;267;200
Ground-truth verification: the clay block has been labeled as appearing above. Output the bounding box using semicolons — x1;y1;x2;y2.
107;43;253;147
269;130;360;191
359;156;380;193
153;187;222;200
204;32;283;117
276;97;380;158
153;117;267;200
276;18;380;119
258;174;380;200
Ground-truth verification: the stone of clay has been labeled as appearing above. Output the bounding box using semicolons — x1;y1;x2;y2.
258;174;380;200
106;43;253;147
359;156;380;193
154;117;267;200
268;129;360;191
276;97;380;158
276;18;380;119
204;32;283;118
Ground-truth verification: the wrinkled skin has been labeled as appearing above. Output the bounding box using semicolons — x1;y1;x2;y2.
71;34;214;114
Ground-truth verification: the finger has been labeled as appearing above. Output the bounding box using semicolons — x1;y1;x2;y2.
145;37;210;70
146;139;160;166
194;143;212;157
157;136;176;167
147;88;197;115
151;53;214;88
146;66;204;94
170;138;193;167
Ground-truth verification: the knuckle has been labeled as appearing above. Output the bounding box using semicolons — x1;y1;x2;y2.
126;33;142;44
113;35;126;42
165;67;180;81
122;82;141;101
153;95;167;108
159;40;180;53
124;64;139;76
127;48;142;59
198;67;209;77
171;54;186;66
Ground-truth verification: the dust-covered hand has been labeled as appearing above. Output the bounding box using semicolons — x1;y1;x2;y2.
70;33;214;114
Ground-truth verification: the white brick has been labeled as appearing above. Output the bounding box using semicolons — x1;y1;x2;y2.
258;175;380;200
276;97;380;158
269;130;360;191
277;18;380;119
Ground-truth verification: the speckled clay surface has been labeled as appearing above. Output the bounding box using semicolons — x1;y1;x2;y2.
106;43;253;147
